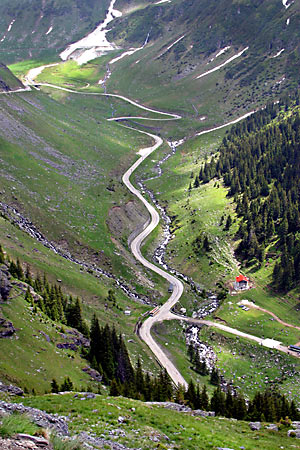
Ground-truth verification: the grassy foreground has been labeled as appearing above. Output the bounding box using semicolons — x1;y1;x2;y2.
18;393;299;450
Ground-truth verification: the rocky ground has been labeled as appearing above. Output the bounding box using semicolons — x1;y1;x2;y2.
0;435;51;449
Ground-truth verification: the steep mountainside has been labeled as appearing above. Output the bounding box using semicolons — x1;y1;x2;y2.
0;0;111;62
109;0;300;83
0;63;24;91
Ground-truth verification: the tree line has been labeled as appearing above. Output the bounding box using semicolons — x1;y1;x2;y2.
193;91;300;291
185;380;299;421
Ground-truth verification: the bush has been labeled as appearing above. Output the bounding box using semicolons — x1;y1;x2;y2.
0;413;39;438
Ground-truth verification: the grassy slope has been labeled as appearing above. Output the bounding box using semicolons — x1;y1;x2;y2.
0;64;24;91
0;0;111;63
104;0;299;137
19;393;299;450
0;216;161;385
0;88;156;281
0;289;93;393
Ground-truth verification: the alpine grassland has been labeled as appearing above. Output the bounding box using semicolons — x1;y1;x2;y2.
17;393;298;450
0;88;155;280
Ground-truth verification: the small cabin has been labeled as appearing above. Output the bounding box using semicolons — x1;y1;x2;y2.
234;274;249;290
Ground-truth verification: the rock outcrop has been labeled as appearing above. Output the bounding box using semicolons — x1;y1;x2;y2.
0;382;23;396
0;401;69;436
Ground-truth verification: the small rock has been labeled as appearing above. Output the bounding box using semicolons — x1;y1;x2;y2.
249;422;261;431
217;448;235;450
16;434;49;447
266;424;278;431
84;393;96;399
288;429;300;438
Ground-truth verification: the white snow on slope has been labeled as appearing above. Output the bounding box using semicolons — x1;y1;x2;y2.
110;47;143;64
158;35;185;58
46;26;53;35
7;19;15;32
0;19;15;43
286;18;290;25
155;0;171;4
196;47;249;79
60;0;122;65
110;31;150;65
282;0;291;8
210;46;231;62
272;49;285;58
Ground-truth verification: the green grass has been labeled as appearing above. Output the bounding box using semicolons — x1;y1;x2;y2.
199;327;300;402
0;65;24;91
0;88;153;280
50;434;83;450
17;393;300;450
9;59;56;79
217;292;300;345
0;413;39;438
0;291;95;393
152;320;300;402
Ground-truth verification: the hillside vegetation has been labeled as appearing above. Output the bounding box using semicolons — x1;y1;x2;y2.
16;392;300;450
0;63;24;91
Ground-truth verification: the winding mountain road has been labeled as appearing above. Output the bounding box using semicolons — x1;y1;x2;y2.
22;67;300;389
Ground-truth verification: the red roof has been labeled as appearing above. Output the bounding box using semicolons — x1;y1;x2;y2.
236;275;248;283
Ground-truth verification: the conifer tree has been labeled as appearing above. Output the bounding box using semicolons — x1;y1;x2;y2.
51;378;59;393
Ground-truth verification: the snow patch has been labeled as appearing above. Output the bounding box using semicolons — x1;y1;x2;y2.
0;19;15;43
158;35;185;58
272;49;285;58
60;0;122;65
155;0;171;4
196;47;249;79
210;46;231;62
286;18;290;25
46;26;53;35
110;47;143;64
7;19;15;32
282;0;292;8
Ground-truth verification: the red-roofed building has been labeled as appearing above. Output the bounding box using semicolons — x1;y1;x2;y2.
234;274;249;290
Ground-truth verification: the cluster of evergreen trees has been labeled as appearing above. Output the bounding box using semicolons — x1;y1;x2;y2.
194;92;300;291
7;253;88;335
184;380;299;421
51;377;74;393
88;315;174;400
